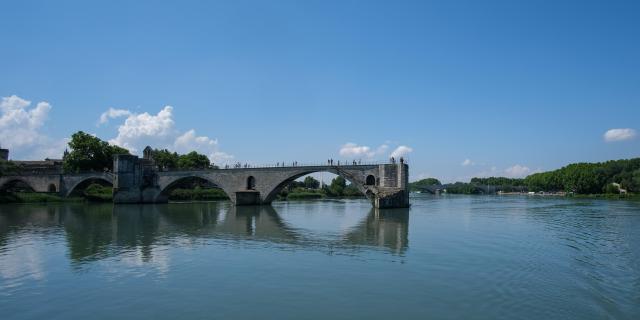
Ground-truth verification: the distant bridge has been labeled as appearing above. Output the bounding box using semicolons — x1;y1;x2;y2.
1;155;410;208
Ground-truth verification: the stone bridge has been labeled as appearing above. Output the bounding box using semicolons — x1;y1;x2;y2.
113;154;410;208
0;155;410;208
0;172;114;197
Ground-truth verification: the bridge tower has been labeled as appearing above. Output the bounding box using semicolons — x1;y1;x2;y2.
372;163;410;208
112;154;161;203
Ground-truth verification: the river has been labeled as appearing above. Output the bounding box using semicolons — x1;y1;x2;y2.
1;195;639;319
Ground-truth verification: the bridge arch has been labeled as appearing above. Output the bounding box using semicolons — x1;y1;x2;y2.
365;175;376;186
261;168;374;204
156;174;233;202
0;178;36;192
64;176;113;197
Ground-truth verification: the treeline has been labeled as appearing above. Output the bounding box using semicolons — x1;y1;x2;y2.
410;157;640;195
524;158;640;193
408;178;441;192
470;177;525;186
150;149;213;170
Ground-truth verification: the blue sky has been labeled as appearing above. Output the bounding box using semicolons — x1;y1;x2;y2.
1;0;638;182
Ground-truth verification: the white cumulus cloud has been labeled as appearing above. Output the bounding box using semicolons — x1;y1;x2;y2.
0;95;66;159
98;108;132;125
339;143;372;157
604;128;636;142
504;164;531;178
108;106;176;153
461;159;474;166
338;142;396;159
104;106;233;164
375;144;389;155
390;145;413;158
174;129;234;164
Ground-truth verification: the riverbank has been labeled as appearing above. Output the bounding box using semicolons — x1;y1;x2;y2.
416;191;640;201
0;188;367;203
0;192;84;203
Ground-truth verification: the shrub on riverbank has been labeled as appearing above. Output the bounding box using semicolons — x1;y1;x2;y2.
287;190;325;200
84;183;113;202
0;192;84;203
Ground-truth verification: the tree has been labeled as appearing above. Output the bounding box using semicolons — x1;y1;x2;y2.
63;131;129;172
177;151;210;169
0;160;19;177
329;176;346;196
303;176;320;189
152;149;180;169
603;183;620;194
632;170;640;192
409;178;442;192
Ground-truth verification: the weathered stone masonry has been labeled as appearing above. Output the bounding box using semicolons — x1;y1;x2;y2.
1;152;410;208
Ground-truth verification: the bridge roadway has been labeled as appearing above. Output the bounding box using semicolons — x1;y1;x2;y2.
1;157;410;208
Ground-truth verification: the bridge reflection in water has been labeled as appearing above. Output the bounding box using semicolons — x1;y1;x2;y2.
0;201;409;266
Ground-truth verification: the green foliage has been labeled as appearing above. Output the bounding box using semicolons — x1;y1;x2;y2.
0;192;83;203
83;183;113;202
323;176;363;197
286;181;306;190
280;175;363;199
470;177;525;186
409;178;442;191
524;158;640;194
603;183;620;194
177;151;211;169
287;192;324;200
328;176;346;196
445;182;483;194
286;187;325;200
152;149;180;169
63;131;129;172
151;148;215;170
303;176;320;189
0;160;20;177
342;184;363;196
